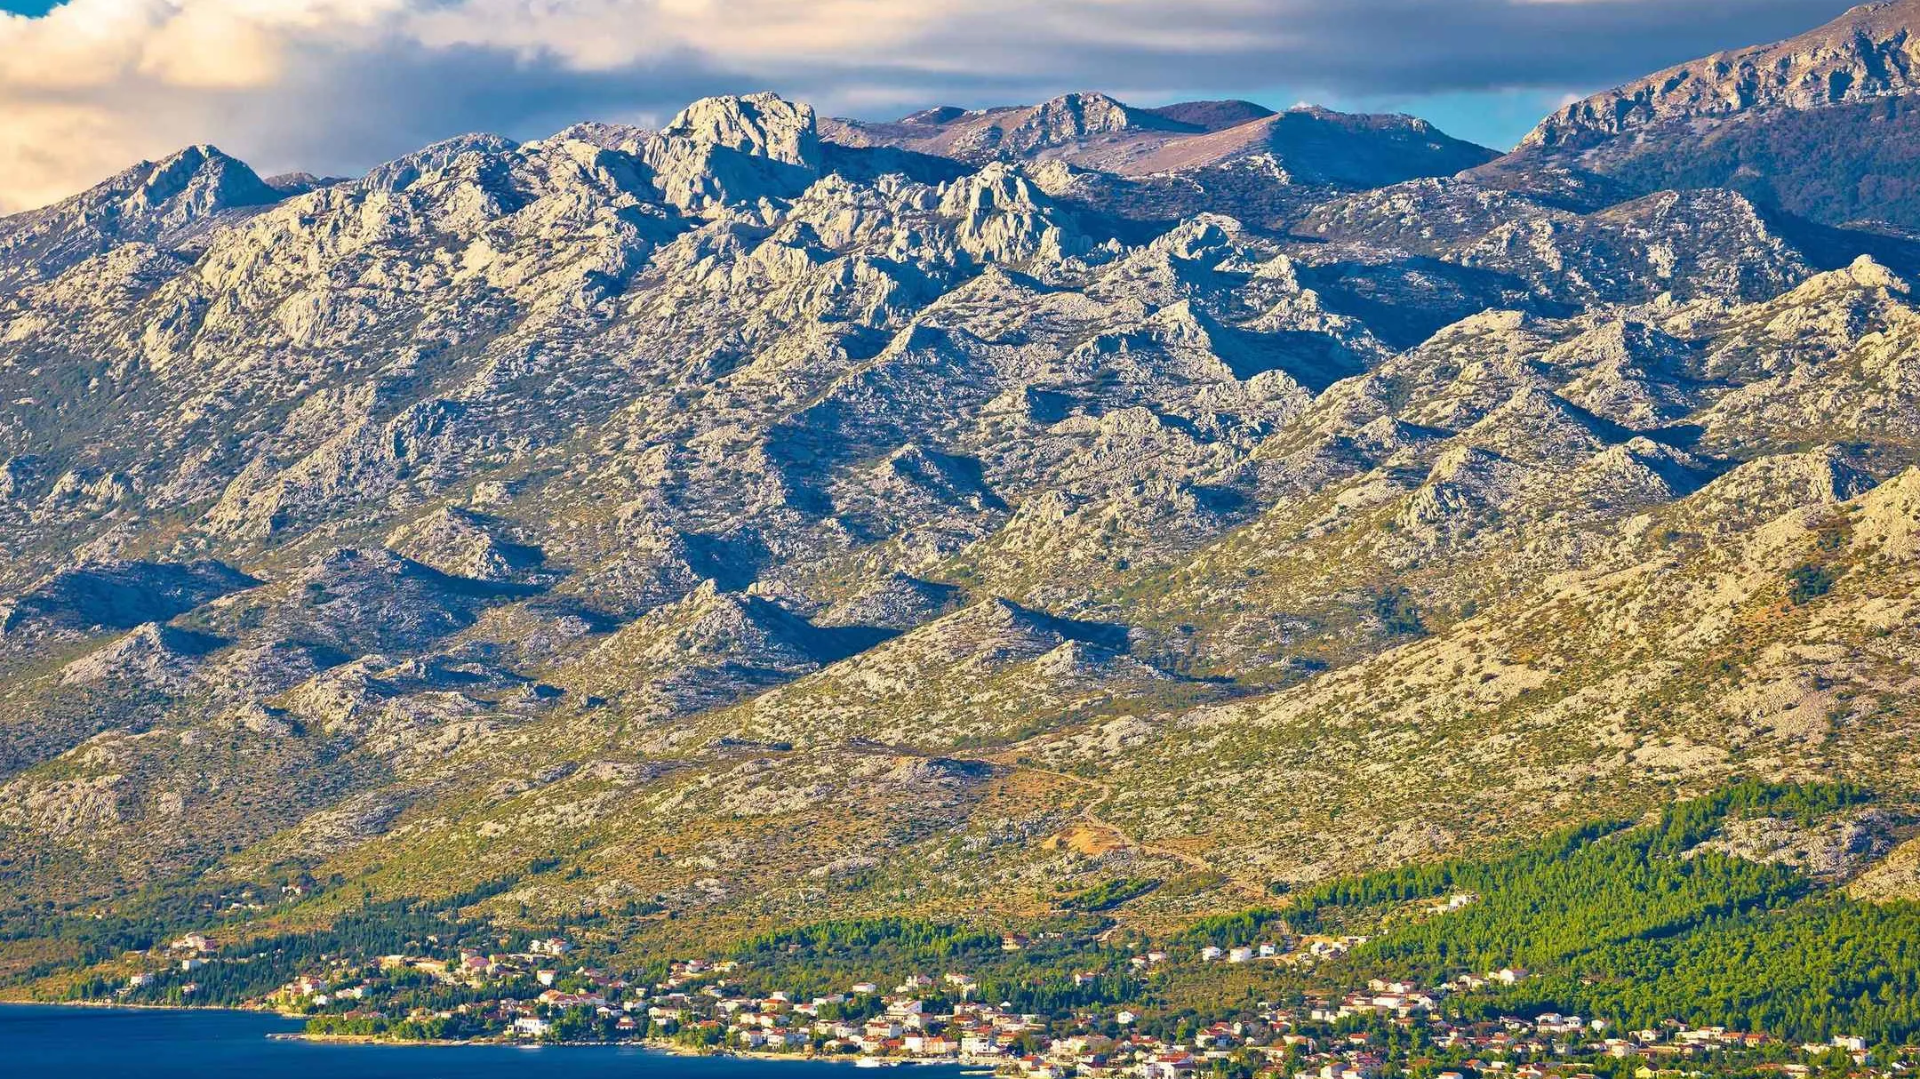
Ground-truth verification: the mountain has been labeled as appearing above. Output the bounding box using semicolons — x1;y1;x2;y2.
2;5;1920;1011
825;93;1498;186
0;145;282;293
1526;1;1920;149
1504;0;1920;227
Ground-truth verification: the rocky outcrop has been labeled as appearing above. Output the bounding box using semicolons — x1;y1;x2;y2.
386;507;542;582
59;623;226;689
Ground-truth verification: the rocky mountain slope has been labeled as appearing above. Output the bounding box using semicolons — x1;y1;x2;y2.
1504;0;1920;228
2;3;1920;983
1527;1;1920;149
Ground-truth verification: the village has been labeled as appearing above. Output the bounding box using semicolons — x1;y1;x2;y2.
123;930;1916;1079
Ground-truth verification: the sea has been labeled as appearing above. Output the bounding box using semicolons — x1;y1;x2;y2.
0;1004;979;1079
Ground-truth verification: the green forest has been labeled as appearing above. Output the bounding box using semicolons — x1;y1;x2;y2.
1291;781;1920;1043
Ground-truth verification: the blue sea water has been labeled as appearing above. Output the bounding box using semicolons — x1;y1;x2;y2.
0;1005;972;1079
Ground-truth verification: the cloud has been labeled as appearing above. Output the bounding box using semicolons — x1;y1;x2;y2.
0;0;1862;212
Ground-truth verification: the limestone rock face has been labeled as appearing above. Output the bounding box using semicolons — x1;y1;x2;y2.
662;93;824;169
643;93;826;211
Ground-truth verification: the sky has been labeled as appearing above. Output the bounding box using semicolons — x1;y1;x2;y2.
0;0;1868;214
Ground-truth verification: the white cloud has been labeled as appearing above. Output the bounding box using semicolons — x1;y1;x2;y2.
0;0;1861;213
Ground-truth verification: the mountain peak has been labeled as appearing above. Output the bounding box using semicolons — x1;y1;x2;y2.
0;141;279;290
662;91;822;169
129;143;278;218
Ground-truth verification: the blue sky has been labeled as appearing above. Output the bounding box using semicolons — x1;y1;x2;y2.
0;0;1867;211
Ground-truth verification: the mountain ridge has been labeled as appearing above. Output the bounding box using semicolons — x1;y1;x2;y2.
1525;0;1920;150
1503;0;1920;229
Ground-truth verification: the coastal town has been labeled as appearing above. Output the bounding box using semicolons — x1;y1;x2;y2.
113;929;1917;1079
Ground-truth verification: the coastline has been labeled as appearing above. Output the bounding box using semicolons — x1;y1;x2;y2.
2;1000;989;1069
0;997;295;1017
283;1028;983;1066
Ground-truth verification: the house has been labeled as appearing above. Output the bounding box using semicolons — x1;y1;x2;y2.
1228;947;1254;963
1200;947;1225;962
514;1016;553;1038
170;933;211;952
962;1032;1005;1057
1142;1053;1196;1079
127;972;156;988
905;1032;956;1055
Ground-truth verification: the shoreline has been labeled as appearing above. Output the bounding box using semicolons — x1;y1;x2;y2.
4;1000;992;1069
286;1031;980;1065
0;998;295;1017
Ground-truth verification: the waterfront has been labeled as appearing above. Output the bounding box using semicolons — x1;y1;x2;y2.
0;1004;975;1079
